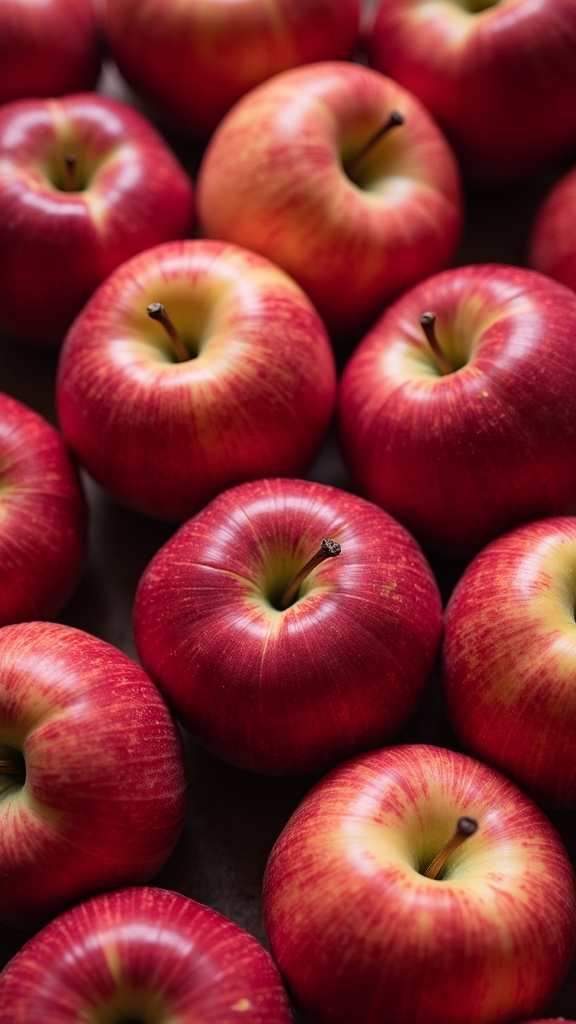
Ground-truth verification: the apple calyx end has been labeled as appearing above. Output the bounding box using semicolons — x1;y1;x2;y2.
64;153;78;192
147;302;190;363
279;537;341;610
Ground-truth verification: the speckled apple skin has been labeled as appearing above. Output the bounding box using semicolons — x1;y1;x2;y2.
0;393;86;626
264;744;576;1024
442;516;576;808
0;887;293;1024
134;478;443;774
0;623;187;929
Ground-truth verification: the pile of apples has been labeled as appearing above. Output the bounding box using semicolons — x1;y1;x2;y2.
1;0;576;1022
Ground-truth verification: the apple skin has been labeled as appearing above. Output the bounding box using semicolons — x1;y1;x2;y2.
103;0;360;137
338;263;576;558
442;516;576;809
0;0;100;105
56;240;337;522
367;0;576;183
134;478;443;775
0;392;86;627
197;61;462;339
529;166;576;294
0;622;187;929
0;93;194;346
0;887;294;1024
263;743;576;1024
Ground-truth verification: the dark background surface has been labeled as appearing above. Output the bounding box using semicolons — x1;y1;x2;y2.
0;52;575;1021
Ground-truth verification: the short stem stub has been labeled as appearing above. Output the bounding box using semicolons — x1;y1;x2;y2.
346;110;405;179
279;537;341;611
64;153;78;192
420;312;453;375
0;759;24;777
424;816;478;880
147;302;189;363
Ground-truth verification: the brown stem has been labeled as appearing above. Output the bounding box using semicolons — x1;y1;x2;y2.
279;537;341;611
147;303;189;363
346;110;405;178
64;153;78;192
0;759;24;776
420;312;453;375
424;817;478;879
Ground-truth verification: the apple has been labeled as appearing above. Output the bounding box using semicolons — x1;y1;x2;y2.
197;61;462;339
529;165;576;294
338;263;576;558
367;0;576;183
103;0;361;137
0;886;294;1023
0;0;100;105
0;621;187;929
442;516;576;808
133;477;443;775
56;240;337;522
263;743;576;1024
0;93;194;346
0;392;86;627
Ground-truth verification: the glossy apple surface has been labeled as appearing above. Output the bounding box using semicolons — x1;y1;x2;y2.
338;264;576;557
0;887;293;1023
0;0;100;104
0;392;86;627
367;0;576;183
104;0;360;136
197;61;462;338
0;622;187;928
264;744;576;1024
442;516;576;808
57;240;337;521
529;166;576;294
134;478;442;774
0;93;194;345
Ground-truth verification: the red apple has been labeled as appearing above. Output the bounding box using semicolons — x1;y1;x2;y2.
0;392;86;627
338;264;576;558
367;0;576;183
134;478;443;775
0;621;187;929
0;93;194;346
529;165;576;294
0;0;100;105
103;0;360;137
56;240;337;521
197;61;462;339
442;516;576;808
0;887;294;1023
263;744;576;1024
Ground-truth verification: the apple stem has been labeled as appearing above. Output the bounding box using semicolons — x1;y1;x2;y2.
420;312;453;375
0;759;24;777
346;110;405;179
279;537;341;610
147;303;189;363
424;817;478;880
64;153;78;192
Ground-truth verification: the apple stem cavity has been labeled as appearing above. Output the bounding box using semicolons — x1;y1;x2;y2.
424;816;478;880
64;153;78;192
420;312;453;375
345;110;405;179
147;302;189;363
0;759;24;777
279;537;341;610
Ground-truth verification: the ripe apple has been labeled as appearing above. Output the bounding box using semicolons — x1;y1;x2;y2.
0;0;100;105
133;478;443;775
56;240;337;522
0;886;294;1023
0;621;187;929
367;0;576;183
442;516;576;808
529;165;576;294
338;263;576;558
103;0;361;137
263;743;576;1024
0;392;86;627
0;93;194;346
197;61;462;339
